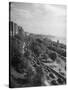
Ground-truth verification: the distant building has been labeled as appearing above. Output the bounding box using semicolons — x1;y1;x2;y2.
57;40;59;47
9;21;18;36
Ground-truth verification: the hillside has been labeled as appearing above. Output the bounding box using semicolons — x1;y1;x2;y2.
9;21;66;88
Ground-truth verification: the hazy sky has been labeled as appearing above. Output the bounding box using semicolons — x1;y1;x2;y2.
11;2;66;38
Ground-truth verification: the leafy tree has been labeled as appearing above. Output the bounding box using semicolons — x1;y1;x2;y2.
48;52;57;61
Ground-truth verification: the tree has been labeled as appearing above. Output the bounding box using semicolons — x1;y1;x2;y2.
48;52;57;61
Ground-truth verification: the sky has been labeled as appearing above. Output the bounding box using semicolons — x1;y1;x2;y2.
11;2;66;38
